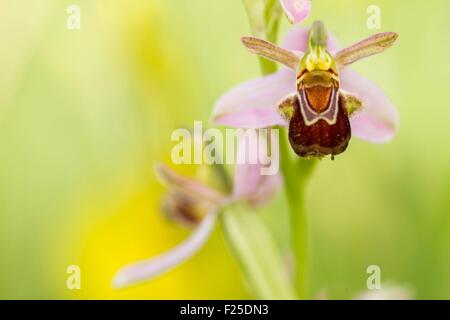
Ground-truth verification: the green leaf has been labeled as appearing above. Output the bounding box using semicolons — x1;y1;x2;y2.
220;204;297;299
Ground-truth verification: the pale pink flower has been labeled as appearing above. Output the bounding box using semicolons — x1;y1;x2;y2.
112;135;280;288
353;283;414;300
213;25;399;145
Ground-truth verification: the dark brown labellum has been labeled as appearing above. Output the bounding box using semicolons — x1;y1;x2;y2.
162;191;203;227
288;94;351;158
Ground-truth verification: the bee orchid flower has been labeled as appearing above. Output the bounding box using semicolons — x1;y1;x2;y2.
213;21;399;158
112;137;281;288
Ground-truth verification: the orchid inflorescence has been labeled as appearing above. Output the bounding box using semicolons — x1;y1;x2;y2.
113;0;399;298
213;21;398;158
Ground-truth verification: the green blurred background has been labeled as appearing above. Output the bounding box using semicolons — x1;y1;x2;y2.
0;0;449;299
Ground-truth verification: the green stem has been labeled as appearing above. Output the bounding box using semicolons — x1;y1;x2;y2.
242;0;281;75
220;204;296;299
221;0;318;300
213;156;297;299
279;127;316;298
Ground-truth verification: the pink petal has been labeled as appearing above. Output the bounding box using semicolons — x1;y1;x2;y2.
341;69;399;143
279;0;311;24
232;130;281;205
112;213;217;288
212;69;295;129
232;132;262;199
248;173;282;207
155;164;226;204
282;26;340;53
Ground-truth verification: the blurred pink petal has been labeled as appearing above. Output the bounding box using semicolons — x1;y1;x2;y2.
282;26;340;52
112;213;217;288
155;164;226;204
247;173;282;207
279;0;311;24
232;163;262;201
354;283;413;300
212;69;295;128
232;130;281;204
341;69;398;143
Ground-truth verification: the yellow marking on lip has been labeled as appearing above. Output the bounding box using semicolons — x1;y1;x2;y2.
305;46;333;72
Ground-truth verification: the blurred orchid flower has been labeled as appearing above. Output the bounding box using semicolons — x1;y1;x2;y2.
353;283;414;300
213;21;399;158
316;283;414;300
280;0;311;24
112;135;281;288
